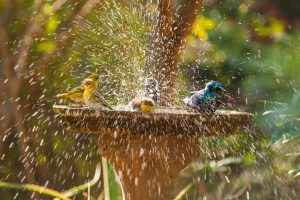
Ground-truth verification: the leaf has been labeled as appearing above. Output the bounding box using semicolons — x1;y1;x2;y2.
173;183;193;200
46;16;59;33
270;131;300;146
262;110;276;116
36;41;55;53
62;163;101;198
208;157;243;172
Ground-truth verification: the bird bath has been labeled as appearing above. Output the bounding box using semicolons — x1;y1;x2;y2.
53;105;252;200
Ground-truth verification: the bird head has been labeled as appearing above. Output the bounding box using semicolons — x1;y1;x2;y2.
144;78;159;104
144;78;158;89
88;73;99;82
205;81;224;93
81;78;96;91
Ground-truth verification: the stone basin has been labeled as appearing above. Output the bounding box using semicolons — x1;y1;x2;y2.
53;105;253;200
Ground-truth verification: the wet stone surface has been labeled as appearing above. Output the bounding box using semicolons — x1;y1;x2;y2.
53;105;253;136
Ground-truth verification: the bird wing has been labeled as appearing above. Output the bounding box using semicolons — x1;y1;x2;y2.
191;90;206;105
128;98;141;111
68;86;84;94
93;90;113;110
183;90;203;107
56;86;84;97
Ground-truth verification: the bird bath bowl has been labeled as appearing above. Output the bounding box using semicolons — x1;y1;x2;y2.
53;105;252;200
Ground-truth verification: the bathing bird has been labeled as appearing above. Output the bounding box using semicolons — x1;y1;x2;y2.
128;96;155;112
144;78;159;105
81;78;113;110
184;81;226;114
88;73;99;85
56;73;99;103
126;78;158;112
55;85;84;103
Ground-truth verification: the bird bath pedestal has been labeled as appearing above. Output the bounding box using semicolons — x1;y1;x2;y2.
53;105;252;200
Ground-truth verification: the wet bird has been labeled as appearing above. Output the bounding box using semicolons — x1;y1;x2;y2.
56;73;99;103
144;78;159;105
88;73;99;85
126;78;158;112
184;81;226;114
81;78;113;110
128;96;155;112
55;85;84;103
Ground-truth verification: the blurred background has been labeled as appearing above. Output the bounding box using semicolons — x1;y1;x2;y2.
0;0;300;199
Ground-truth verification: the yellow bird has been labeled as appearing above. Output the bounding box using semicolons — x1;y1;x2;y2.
81;78;113;110
55;86;84;103
56;73;99;103
88;73;99;83
128;96;155;112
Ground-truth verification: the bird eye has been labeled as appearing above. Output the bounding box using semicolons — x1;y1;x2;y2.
211;86;217;91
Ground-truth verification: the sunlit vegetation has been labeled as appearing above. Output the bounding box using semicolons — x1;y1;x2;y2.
0;0;300;199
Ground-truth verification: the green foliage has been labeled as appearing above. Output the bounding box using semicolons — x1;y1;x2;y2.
255;92;300;145
108;163;121;200
175;0;300;199
0;163;102;199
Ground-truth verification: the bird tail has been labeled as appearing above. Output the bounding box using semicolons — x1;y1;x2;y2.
106;104;114;110
56;93;68;98
99;96;114;110
183;97;190;105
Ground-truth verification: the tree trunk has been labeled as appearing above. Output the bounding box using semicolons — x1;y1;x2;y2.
145;0;201;105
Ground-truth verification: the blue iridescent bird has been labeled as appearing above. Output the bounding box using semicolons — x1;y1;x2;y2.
184;81;226;114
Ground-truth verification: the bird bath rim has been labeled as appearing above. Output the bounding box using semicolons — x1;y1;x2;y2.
53;105;253;136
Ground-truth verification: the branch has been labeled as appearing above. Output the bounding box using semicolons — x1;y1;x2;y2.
14;0;46;81
58;0;101;44
225;184;249;200
216;176;226;200
13;0;72;95
170;0;201;45
154;0;173;39
0;0;70;192
0;83;13;156
0;182;71;200
0;19;13;79
0;163;101;200
15;0;70;81
31;0;100;72
173;183;193;200
2;0;15;28
0;19;38;188
145;0;201;104
61;163;101;197
52;0;69;12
